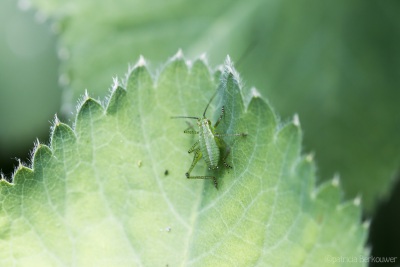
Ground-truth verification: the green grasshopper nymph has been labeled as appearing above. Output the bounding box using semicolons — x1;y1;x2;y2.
171;90;247;189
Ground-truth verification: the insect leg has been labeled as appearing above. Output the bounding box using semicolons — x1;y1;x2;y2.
213;106;225;128
215;132;247;137
186;148;202;176
184;128;198;135
183;122;198;135
186;174;218;189
185;150;218;188
188;141;199;154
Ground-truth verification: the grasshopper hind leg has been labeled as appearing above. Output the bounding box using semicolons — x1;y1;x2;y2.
185;148;218;188
185;173;218;189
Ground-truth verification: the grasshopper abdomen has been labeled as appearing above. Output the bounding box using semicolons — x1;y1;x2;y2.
198;119;220;170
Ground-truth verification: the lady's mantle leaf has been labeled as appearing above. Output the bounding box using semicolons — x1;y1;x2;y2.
0;55;367;266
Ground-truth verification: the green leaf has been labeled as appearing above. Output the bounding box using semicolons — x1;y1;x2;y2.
0;56;367;265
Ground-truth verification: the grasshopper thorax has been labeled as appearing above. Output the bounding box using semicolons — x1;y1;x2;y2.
197;118;212;127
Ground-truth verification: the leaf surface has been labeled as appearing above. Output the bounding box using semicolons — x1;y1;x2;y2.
0;56;367;266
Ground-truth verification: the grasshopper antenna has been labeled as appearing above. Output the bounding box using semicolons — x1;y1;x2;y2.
171;116;199;120
235;38;259;69
202;89;218;118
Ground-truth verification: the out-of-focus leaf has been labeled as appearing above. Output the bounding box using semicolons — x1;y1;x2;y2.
28;0;400;212
0;0;61;174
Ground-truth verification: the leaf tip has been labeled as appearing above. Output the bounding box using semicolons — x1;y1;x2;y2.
220;55;242;93
331;173;340;187
225;54;233;65
50;114;68;146
136;55;147;67
56;114;61;126
126;56;148;79
199;52;208;62
362;219;371;230
250;87;261;98
76;90;94;113
223;55;240;79
29;138;41;162
11;159;28;181
189;53;208;70
172;49;184;60
215;64;224;73
112;76;120;90
305;153;314;162
353;195;362;207
293;113;300;127
84;89;90;101
105;80;126;115
0;174;12;185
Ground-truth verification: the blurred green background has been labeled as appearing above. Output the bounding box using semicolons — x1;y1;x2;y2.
0;0;399;264
0;0;61;177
